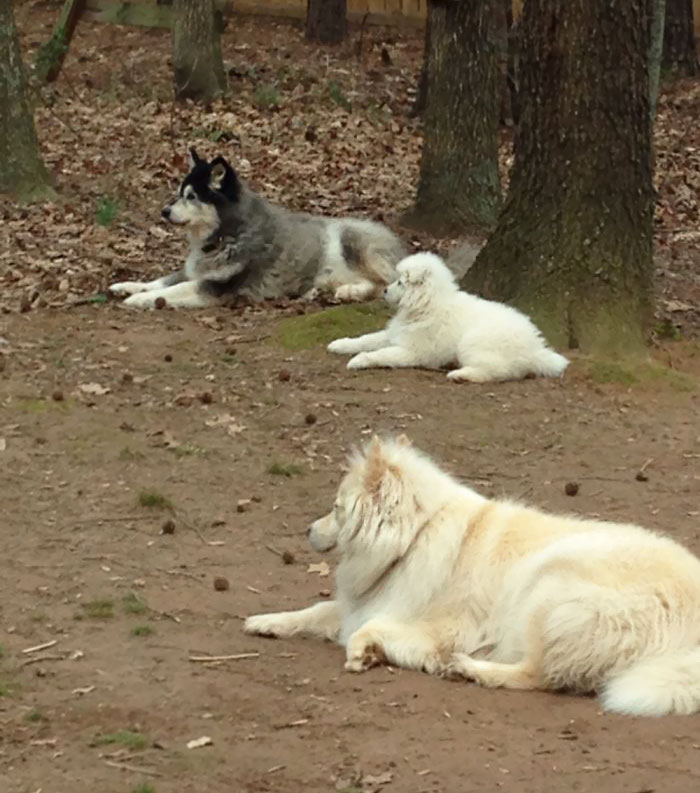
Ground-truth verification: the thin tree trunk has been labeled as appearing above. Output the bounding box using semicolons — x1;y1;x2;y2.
0;0;54;201
662;0;697;75
648;0;666;119
408;0;501;235
305;0;347;45
173;0;225;103
462;0;654;358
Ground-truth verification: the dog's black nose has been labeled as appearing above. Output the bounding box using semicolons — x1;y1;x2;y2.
306;525;313;537
161;206;171;220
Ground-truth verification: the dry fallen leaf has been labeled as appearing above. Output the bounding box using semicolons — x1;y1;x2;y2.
187;736;213;749
78;382;110;396
205;413;246;437
362;770;394;790
307;561;330;577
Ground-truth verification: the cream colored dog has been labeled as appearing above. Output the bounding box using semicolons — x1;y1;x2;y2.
327;252;569;382
245;436;700;717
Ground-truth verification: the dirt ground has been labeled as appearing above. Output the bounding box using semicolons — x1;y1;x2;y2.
2;305;700;793
2;3;700;792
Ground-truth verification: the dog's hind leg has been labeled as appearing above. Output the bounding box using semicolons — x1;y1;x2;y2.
110;270;186;297
446;654;540;690
347;346;416;370
328;331;389;356
244;601;340;642
334;279;378;303
345;618;443;674
122;280;217;309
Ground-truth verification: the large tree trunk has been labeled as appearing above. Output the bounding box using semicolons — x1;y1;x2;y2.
462;0;654;358
305;0;347;45
410;10;431;118
648;0;666;119
0;0;54;201
662;0;697;76
408;0;501;235
173;0;225;103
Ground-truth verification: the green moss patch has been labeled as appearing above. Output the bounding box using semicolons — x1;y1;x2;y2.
273;302;390;351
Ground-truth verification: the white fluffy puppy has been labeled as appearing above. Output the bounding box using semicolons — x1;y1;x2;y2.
327;252;569;383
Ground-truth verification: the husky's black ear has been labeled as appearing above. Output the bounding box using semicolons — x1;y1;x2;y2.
188;148;203;169
209;156;239;199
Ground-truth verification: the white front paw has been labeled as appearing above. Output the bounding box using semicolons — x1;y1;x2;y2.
327;338;354;355
347;353;371;370
110;281;148;297
243;613;286;638
123;292;159;309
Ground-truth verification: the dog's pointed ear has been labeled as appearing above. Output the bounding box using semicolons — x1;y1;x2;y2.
364;436;386;493
188;148;203;169
209;158;227;190
209;156;239;198
396;434;412;447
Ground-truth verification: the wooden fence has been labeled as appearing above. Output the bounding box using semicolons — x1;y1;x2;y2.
83;0;519;29
84;0;700;35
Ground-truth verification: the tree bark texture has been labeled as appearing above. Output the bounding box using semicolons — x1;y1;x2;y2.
411;9;431;117
411;0;502;235
662;0;697;76
462;0;654;357
0;0;54;201
173;0;225;103
305;0;347;45
648;0;666;119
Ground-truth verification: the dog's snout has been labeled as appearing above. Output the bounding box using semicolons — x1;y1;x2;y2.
306;524;313;537
161;206;171;220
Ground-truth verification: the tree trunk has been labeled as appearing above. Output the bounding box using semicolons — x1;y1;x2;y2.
410;10;431;118
0;0;54;201
173;0;225;103
648;0;666;119
305;0;347;45
662;0;697;76
408;0;502;235
462;0;654;358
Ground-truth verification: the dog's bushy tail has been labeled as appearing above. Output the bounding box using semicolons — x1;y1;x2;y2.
600;647;700;716
532;348;569;377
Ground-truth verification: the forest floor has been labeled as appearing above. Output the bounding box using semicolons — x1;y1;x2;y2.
1;4;700;793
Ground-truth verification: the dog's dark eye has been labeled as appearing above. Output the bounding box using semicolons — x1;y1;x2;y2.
186;193;196;201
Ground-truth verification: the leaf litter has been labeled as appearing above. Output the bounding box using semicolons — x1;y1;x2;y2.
3;9;697;338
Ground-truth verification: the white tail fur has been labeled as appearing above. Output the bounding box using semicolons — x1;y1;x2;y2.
601;648;700;716
532;348;569;377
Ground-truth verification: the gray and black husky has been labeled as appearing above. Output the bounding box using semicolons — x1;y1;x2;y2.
110;149;406;309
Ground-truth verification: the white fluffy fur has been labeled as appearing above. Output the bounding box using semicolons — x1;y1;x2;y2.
245;436;700;717
328;252;569;382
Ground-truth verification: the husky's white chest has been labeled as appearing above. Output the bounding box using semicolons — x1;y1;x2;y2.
184;247;202;280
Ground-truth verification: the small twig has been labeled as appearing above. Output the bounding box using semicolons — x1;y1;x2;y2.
274;718;309;730
266;764;286;774
639;457;654;474
104;760;163;777
175;509;221;546
264;544;283;557
22;639;57;655
246;585;262;594
150;607;181;624
21;654;66;667
164;568;203;583
76;515;153;525
189;652;259;663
